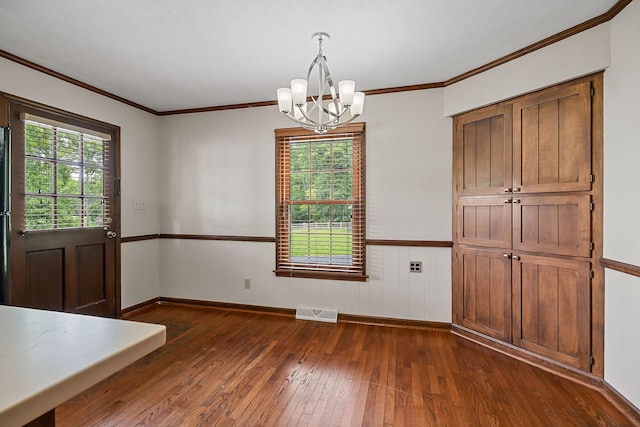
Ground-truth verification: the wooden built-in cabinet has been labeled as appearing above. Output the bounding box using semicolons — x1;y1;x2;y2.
452;74;603;374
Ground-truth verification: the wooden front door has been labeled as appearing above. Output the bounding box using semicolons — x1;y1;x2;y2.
7;99;120;317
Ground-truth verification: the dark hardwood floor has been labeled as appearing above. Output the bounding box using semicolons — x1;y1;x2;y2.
56;303;637;426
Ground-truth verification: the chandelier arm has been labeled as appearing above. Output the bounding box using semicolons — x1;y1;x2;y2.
331;112;361;127
307;54;342;125
297;105;320;125
282;111;318;128
318;56;339;104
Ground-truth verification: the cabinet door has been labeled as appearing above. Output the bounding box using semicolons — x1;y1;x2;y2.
456;247;512;341
457;197;512;249
454;105;512;196
513;195;591;257
513;81;591;194
512;254;591;370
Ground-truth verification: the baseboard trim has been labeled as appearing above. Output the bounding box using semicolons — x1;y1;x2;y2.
451;324;603;388
338;313;450;330
603;380;640;424
157;297;296;317
451;324;640;424
122;296;451;331
120;297;161;316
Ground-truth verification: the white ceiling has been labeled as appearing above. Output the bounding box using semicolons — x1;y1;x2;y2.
0;0;618;112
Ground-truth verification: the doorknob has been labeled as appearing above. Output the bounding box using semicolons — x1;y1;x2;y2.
106;230;117;239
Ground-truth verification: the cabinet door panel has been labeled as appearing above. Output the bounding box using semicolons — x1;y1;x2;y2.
455;105;512;196
457;248;512;341
458;197;512;249
512;255;590;370
513;195;591;257
513;81;591;193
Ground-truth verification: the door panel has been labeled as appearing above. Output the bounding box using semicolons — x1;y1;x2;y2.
75;243;108;313
27;249;64;311
457;197;512;249
512;195;591;257
512;254;591;370
455;105;512;196
513;81;591;193
457;247;512;341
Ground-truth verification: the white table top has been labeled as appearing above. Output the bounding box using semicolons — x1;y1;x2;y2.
0;305;166;426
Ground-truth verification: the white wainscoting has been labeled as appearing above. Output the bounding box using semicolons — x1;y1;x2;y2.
159;239;451;323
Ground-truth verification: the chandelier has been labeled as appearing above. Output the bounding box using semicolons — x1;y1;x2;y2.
276;32;365;134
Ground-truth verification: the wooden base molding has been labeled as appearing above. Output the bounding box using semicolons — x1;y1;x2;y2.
451;324;603;388
120;297;161;315
122;296;448;331
451;324;640;424
603;380;640;425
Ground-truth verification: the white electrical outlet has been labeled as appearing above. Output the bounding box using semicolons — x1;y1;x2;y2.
244;279;251;289
410;261;422;273
133;199;146;210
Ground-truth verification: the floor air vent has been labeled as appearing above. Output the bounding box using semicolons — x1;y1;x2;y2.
295;307;338;323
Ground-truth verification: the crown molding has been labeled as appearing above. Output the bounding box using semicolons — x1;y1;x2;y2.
0;0;632;116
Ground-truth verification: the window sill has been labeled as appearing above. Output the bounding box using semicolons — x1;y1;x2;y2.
274;269;368;282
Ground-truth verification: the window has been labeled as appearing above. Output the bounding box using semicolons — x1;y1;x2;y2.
275;123;366;281
23;114;111;230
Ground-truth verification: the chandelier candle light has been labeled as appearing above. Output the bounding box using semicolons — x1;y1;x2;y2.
276;32;365;134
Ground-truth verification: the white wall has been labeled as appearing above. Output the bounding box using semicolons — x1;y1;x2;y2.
0;57;162;308
443;22;611;116
603;0;640;410
159;89;453;322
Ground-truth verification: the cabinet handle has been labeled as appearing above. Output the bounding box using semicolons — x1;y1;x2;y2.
513;199;521;204
512;255;520;260
512;187;521;193
503;253;512;259
504;188;512;193
504;199;511;204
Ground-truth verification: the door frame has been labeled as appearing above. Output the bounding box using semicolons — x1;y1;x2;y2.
0;92;122;317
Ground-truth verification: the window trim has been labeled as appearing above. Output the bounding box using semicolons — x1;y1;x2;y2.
275;122;367;281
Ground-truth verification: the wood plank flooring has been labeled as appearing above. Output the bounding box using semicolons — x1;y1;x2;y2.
56;303;637;426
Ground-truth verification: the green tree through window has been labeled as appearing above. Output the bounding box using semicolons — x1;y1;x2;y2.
24;121;109;230
276;123;366;280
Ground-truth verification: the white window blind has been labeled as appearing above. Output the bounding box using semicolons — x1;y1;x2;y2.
22;115;112;231
275;123;366;280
